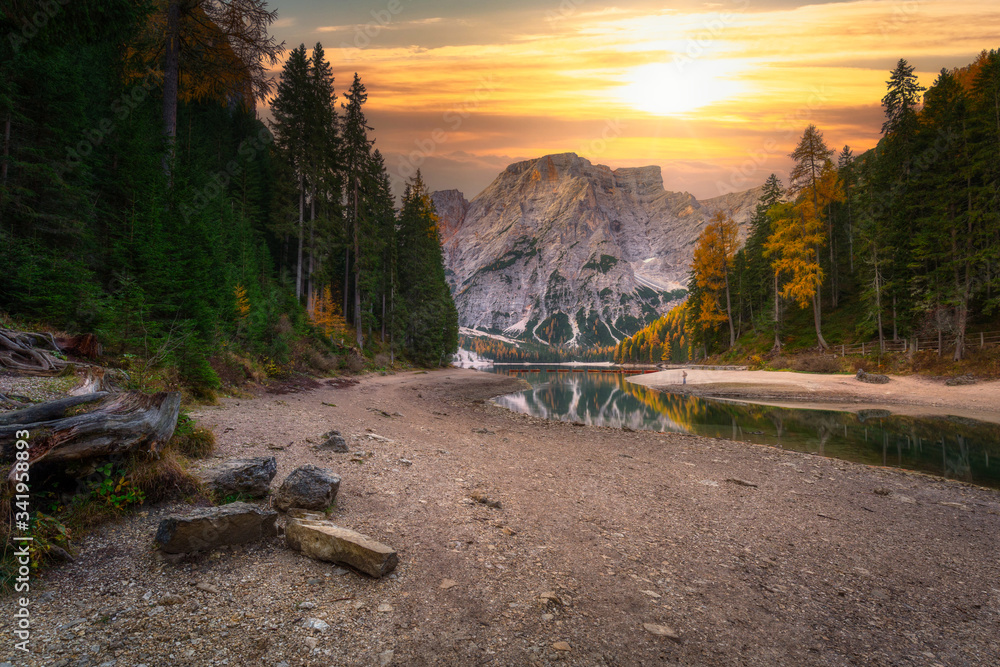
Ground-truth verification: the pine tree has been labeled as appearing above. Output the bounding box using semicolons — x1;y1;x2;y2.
341;73;373;348
270;44;311;302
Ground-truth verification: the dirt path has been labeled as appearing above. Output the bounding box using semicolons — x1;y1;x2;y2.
5;369;1000;666
632;369;1000;422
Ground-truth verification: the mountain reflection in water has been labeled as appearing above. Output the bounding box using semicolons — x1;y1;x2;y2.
491;368;1000;489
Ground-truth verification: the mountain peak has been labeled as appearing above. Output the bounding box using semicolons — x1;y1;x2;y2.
432;155;760;348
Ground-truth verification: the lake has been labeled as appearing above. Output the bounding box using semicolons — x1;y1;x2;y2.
489;366;1000;489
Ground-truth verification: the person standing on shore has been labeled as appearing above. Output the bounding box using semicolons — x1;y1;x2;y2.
682;370;687;385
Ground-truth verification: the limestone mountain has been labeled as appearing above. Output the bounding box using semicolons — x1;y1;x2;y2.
432;153;760;348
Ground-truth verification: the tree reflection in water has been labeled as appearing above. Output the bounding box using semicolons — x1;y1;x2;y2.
491;368;1000;489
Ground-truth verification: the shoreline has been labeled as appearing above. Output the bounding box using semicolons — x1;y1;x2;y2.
5;368;1000;666
629;368;1000;423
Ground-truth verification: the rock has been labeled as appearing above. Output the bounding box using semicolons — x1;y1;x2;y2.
286;519;399;578
641;590;661;599
856;369;890;384
379;650;395;666
198;457;277;498
643;623;682;641
539;592;563;606
946;374;976;386
377;603;393;613
552;641;571;651
302;618;330;632
158;594;184;605
470;492;502;509
304;637;318;649
195;582;219;594
439;579;458;590
274;465;341;512
541;613;554;621
317;430;349;452
155;502;277;554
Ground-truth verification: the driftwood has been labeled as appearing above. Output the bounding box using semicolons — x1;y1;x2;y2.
0;328;69;374
0;391;181;469
0;328;104;375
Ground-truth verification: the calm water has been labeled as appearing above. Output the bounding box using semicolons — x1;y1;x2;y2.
490;367;1000;489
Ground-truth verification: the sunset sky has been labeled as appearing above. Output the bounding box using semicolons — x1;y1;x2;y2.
268;0;1000;200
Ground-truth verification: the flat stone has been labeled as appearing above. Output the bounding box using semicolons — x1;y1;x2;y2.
155;502;277;554
197;457;277;499
439;579;458;589
286;519;398;578
552;641;571;651
379;650;395;666
274;465;341;512
643;623;682;641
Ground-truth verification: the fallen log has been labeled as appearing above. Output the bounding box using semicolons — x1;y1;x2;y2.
0;391;181;469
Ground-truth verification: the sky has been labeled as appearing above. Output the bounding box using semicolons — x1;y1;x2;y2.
265;0;1000;201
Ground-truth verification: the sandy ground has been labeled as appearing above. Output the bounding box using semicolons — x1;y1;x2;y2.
4;368;1000;666
632;369;1000;423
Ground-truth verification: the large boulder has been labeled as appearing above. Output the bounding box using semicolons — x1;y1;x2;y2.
155;502;277;553
286;518;398;578
274;465;341;512
198;457;277;498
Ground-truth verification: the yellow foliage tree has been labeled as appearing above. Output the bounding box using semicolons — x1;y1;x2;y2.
691;211;740;348
765;201;827;347
310;286;350;343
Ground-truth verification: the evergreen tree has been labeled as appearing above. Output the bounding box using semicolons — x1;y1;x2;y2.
396;172;459;365
270;44;311;301
341;73;374;347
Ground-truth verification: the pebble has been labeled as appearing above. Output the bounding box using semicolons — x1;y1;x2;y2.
196;582;220;594
552;641;571;651
303;618;330;632
377;603;393;613
439;579;458;589
298;602;317;610
643;623;682;641
379;650;395;665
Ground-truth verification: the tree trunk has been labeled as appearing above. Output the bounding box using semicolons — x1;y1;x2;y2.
307;194;316;315
296;172;304;301
724;269;735;348
772;270;781;352
353;178;363;349
343;247;350;320
873;251;884;352
1;111;10;192
162;0;181;178
0;392;181;469
813;292;828;350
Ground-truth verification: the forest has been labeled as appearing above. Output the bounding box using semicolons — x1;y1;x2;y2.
616;52;1000;370
0;0;458;395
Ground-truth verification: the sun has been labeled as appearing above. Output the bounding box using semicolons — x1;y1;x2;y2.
616;60;747;116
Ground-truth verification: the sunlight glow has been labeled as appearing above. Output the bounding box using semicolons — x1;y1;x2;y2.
616;61;748;116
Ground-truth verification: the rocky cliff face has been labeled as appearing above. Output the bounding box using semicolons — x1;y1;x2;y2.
432;153;760;348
